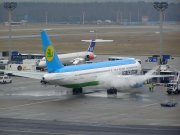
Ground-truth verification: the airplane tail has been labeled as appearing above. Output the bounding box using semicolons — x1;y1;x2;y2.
41;30;64;73
87;40;96;52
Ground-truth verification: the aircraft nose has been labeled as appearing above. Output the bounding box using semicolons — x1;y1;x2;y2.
41;75;51;84
43;74;51;81
38;61;45;68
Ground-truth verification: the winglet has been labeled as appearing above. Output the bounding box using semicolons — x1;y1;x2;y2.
41;30;64;73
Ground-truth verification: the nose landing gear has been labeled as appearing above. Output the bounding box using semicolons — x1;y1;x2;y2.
107;88;117;95
72;88;83;95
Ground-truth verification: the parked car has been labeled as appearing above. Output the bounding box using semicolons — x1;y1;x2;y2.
0;75;12;84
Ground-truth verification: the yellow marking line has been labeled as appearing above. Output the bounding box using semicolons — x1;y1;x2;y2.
0;100;51;110
0;129;82;135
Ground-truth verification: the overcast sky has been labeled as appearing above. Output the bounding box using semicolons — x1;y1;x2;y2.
0;0;179;3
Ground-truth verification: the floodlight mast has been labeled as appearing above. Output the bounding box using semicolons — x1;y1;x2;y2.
154;2;168;63
4;2;17;62
154;2;168;83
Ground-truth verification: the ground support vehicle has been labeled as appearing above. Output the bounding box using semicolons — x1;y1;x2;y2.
0;75;12;84
166;83;180;94
160;101;178;107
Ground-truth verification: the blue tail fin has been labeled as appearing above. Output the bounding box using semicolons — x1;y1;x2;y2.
87;40;96;52
41;30;64;73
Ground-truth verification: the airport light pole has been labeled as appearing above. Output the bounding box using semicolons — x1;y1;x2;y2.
4;2;17;62
120;12;123;23
116;12;119;22
154;2;168;64
138;9;140;22
45;12;48;24
154;2;168;83
129;12;132;22
82;12;85;25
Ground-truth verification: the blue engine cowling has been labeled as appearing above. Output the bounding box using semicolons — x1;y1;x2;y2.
132;82;143;88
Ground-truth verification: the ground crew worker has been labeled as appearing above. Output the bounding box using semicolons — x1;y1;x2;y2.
151;83;154;92
149;84;151;91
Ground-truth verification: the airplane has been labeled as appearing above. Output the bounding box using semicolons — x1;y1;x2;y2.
1;30;173;95
37;39;113;70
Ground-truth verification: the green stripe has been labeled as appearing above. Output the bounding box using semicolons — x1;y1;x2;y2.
62;81;99;88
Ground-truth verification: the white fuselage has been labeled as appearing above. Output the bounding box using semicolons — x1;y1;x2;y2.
38;51;94;68
43;60;141;89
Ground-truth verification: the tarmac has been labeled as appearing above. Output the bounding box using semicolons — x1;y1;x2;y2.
0;55;180;134
0;75;180;126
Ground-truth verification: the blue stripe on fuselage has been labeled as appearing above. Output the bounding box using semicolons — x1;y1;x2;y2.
55;59;136;73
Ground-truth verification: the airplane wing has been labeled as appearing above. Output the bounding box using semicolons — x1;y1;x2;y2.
0;69;45;80
71;58;85;65
99;70;174;90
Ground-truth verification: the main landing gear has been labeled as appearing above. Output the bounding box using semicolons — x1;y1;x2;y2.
107;88;117;95
72;88;83;95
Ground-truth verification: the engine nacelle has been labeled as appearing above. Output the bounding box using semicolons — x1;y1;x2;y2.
132;82;143;88
85;54;95;61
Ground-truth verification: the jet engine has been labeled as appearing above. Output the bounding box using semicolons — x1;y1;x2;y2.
131;82;143;88
85;54;95;61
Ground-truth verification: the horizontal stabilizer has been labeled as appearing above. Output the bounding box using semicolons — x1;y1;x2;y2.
82;39;113;43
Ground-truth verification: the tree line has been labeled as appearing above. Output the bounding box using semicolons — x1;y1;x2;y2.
1;1;180;23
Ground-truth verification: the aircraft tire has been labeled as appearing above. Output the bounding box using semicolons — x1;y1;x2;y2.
107;89;110;94
72;88;76;94
72;88;80;95
107;88;117;95
79;88;83;93
114;89;117;94
72;88;83;95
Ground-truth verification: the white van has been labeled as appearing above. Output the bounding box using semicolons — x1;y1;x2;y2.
0;75;12;84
